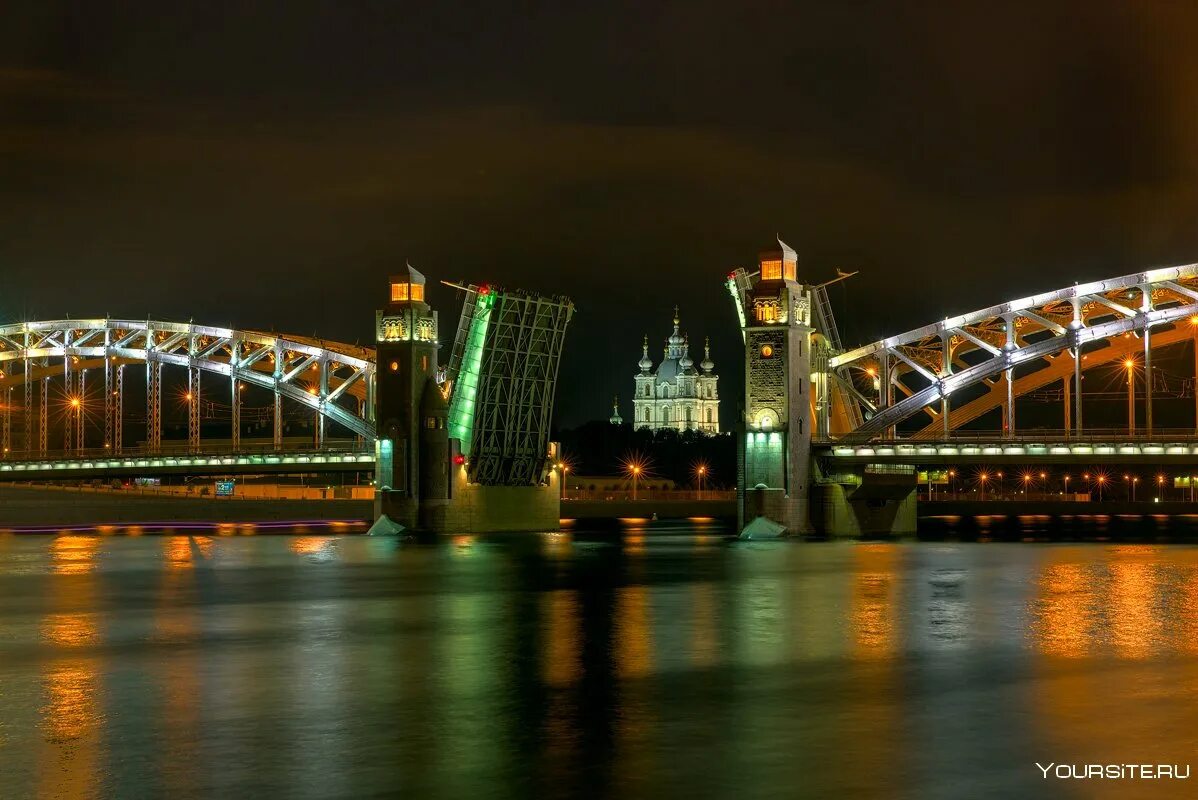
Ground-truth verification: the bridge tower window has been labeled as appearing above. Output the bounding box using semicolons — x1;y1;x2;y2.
390;282;425;302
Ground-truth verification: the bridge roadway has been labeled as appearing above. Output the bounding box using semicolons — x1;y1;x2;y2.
0;445;376;482
820;430;1198;465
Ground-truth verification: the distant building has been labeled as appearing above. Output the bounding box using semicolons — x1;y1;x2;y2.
631;307;719;432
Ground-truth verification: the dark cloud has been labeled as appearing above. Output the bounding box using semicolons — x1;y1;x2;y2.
4;1;1198;425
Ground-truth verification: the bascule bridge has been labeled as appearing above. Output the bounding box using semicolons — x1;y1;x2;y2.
730;242;1198;538
0;267;573;534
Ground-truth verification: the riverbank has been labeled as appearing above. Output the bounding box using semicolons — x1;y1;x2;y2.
0;485;372;529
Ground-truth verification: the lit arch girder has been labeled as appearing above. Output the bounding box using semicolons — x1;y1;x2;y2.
831;263;1198;369
0;319;377;440
842;300;1198;443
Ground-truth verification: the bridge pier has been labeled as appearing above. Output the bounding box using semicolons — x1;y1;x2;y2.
810;462;917;539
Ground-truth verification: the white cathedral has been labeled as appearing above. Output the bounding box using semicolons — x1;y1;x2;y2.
631;308;720;432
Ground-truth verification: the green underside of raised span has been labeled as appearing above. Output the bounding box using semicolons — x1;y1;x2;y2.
447;291;495;456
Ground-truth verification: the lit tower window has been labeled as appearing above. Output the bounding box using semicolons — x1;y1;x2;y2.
390;278;425;302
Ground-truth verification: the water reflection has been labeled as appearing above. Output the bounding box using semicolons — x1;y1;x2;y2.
49;534;99;575
850;545;899;659
1033;561;1092;658
5;533;1198;797
38;534;102;799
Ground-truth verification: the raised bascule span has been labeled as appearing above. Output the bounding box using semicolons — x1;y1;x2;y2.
730;242;1198;539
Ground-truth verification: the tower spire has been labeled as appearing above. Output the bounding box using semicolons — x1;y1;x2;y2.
610;395;623;425
701;336;714;372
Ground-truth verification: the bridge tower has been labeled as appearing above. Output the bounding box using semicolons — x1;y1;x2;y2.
373;265;450;529
728;238;814;536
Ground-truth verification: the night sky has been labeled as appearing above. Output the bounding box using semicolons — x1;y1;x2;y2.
6;2;1198;427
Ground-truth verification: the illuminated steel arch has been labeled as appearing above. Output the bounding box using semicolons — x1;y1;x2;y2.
831;264;1198;443
0;319;376;457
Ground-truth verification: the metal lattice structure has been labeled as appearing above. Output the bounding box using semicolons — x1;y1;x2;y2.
831;264;1198;443
447;287;574;486
0;319;377;458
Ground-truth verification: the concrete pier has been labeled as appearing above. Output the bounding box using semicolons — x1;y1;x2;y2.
0;485;371;528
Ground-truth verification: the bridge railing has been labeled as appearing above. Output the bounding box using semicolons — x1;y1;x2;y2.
819;428;1198;446
562;490;736;502
0;440;372;464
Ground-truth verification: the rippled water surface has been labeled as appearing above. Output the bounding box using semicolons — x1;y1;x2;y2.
3;525;1198;799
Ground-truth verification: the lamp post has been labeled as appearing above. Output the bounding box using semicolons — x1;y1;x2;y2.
1192;315;1198;432
70;396;81;455
696;465;706;499
631;465;641;501
1096;474;1107;502
1063;473;1070;498
948;469;956;499
1125;357;1136;436
978;471;988;500
996;470;1004;500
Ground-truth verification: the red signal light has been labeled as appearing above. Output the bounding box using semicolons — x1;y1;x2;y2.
453;454;466;465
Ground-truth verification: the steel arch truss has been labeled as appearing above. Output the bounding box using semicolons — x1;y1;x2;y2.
831;264;1198;443
0;319;377;445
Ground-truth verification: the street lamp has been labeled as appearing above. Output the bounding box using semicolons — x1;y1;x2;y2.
996;470;1004;499
696;464;707;498
1096;474;1107;502
556;462;569;500
947;469;956;499
1063;473;1070;497
1192;316;1198;434
1158;473;1166;502
1124;357;1136;435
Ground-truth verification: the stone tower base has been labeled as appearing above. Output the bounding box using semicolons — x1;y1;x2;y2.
740;487;812;537
374;473;562;535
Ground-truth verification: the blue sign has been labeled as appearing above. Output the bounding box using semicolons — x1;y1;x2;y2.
215;481;235;497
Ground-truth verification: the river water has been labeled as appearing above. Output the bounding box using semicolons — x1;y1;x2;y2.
2;522;1198;799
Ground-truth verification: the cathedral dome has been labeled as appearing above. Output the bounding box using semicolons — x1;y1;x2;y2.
666;306;685;353
700;336;715;372
655;357;683;382
637;335;653;372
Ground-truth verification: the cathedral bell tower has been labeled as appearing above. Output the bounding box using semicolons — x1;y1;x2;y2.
374;264;447;529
